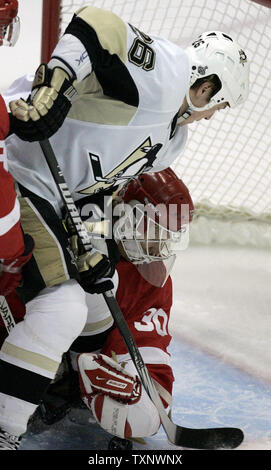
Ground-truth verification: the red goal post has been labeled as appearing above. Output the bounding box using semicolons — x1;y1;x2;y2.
41;0;61;63
250;0;271;6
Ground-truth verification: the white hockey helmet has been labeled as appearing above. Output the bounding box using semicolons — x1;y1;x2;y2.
185;31;249;111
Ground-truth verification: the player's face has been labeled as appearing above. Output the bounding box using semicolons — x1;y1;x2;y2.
178;101;228;127
178;80;229;127
140;220;169;257
183;102;228;125
117;218;176;263
141;239;161;257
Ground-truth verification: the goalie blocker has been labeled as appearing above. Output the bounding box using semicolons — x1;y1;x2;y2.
78;353;161;439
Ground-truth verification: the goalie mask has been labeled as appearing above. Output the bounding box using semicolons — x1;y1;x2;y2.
114;168;194;287
0;0;20;47
185;31;249;111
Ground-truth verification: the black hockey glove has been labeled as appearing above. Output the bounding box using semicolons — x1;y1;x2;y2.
77;240;120;295
9;63;77;142
78;251;114;295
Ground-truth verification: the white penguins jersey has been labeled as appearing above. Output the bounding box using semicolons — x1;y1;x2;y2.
4;6;189;216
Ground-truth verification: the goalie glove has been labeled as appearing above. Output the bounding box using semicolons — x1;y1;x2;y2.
9;63;77;142
77;353;142;438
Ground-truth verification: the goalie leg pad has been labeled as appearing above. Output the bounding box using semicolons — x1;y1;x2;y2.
78;353;160;438
90;388;161;439
91;395;131;438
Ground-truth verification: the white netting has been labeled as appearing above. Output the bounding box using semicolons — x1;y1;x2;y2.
55;0;271;245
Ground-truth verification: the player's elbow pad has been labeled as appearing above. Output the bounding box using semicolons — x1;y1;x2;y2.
49;33;93;83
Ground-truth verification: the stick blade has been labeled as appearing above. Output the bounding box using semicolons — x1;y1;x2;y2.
175;426;244;450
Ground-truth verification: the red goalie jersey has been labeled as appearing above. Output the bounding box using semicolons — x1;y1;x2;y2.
0;95;26;346
0;94;24;259
78;258;175;438
102;258;174;405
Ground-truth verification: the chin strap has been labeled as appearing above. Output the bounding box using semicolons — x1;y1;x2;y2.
185;89;215;113
177;109;192;125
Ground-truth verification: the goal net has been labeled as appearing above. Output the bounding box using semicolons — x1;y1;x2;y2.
41;0;271;247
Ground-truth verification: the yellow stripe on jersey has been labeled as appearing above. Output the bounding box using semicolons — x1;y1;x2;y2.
69;72;137;125
82;315;113;334
1;341;59;375
76;6;127;64
19;197;70;287
66;6;139;108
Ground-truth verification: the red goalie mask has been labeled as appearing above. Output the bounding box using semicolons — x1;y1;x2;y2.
114;168;194;286
120;167;194;229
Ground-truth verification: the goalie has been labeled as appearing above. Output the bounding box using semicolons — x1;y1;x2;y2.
0;167;193;448
69;167;194;440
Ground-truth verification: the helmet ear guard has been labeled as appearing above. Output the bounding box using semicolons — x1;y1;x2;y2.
185;30;250;110
185;74;223;112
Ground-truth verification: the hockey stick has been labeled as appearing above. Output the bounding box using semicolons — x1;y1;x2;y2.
0;295;16;333
39;138;244;449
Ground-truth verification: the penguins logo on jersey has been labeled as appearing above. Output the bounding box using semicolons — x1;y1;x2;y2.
78;138;162;195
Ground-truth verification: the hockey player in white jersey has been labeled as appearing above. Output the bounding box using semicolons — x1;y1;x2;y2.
5;6;249;294
7;6;249;219
0;5;248;450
